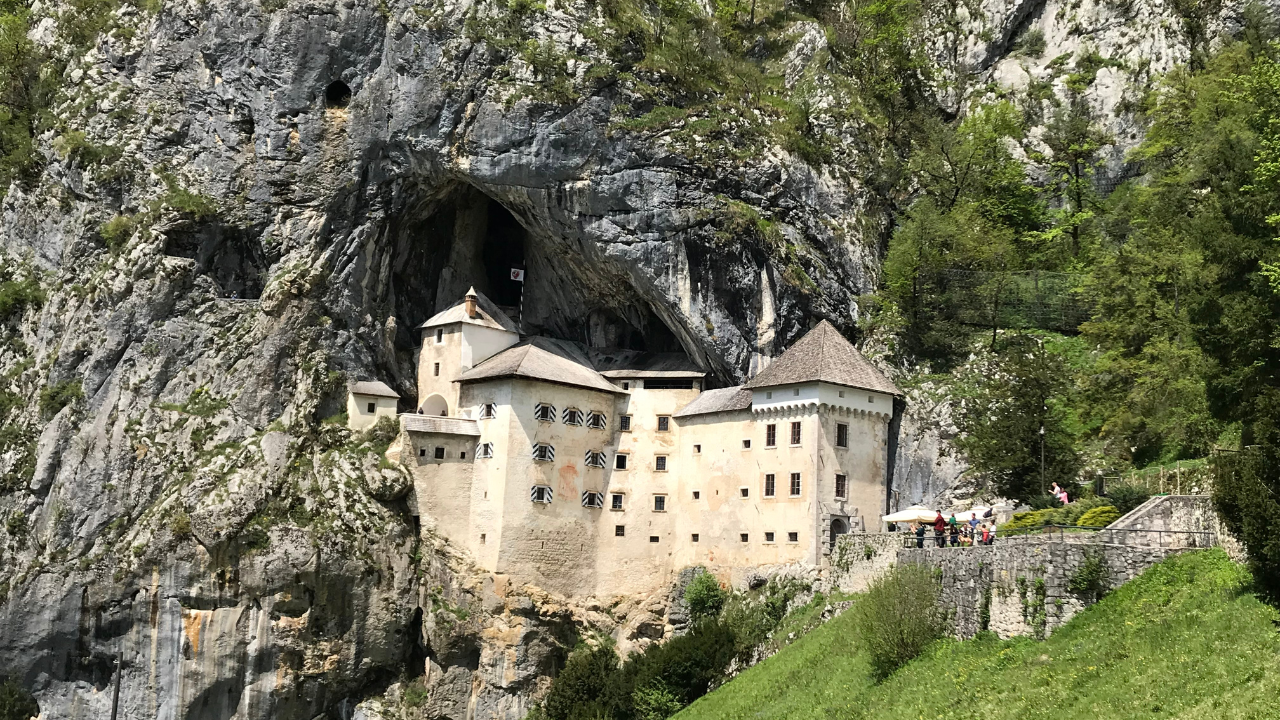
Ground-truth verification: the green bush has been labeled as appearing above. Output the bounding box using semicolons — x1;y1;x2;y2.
851;563;947;682
683;571;727;622
38;379;83;419
99;215;136;252
1104;483;1151;515
0;675;38;720
1077;505;1121;527
1067;549;1110;602
0;276;44;319
542;639;619;720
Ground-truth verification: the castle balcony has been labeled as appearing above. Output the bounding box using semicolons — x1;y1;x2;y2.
400;413;481;436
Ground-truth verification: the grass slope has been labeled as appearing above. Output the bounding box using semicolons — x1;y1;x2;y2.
677;550;1280;720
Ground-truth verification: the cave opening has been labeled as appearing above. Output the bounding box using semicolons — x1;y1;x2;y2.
385;184;690;361
164;223;273;299
325;80;351;108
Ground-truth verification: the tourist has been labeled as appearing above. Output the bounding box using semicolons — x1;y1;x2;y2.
949;522;959;547
933;512;946;548
981;523;991;545
989;520;998;544
915;522;926;549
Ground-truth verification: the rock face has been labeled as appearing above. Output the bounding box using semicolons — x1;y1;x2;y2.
0;0;1256;717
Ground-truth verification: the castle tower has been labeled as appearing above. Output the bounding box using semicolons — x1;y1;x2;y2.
416;288;520;416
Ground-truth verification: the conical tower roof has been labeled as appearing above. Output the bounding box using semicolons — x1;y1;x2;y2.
743;320;900;395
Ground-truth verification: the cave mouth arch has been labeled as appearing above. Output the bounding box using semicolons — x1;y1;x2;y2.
325;80;351;108
385;183;690;362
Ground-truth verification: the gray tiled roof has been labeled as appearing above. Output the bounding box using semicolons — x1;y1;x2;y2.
743;320;900;395
349;380;400;398
419;288;519;333
592;350;705;378
673;385;753;417
401;414;480;436
457;337;625;395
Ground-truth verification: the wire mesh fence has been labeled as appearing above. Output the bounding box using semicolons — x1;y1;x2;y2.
939;269;1093;332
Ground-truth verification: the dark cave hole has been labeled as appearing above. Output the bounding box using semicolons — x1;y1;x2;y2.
386;185;686;356
164;223;273;299
325;80;352;108
481;197;526;307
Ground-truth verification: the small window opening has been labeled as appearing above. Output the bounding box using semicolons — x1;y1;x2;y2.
480;533;486;544
693;490;701;499
620;415;632;432
655;455;667;472
740;533;749;543
435;328;444;343
788;531;799;542
740;487;749;498
693;444;701;453
418;448;426;457
835;474;847;499
649;535;660;543
657;416;670;432
434;447;445;459
654;495;666;512
691;533;699;542
615;454;628;470
622;381;630;390
325;80;352;108
615;525;625;537
611;493;624;510
837;423;849;448
366;402;376;413
765;474;776;497
765;532;775;543
766;424;777;447
742;439;751;449
460;451;467;460
433;363;440;376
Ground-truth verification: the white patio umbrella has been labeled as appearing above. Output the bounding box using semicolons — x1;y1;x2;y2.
882;505;938;524
951;507;992;522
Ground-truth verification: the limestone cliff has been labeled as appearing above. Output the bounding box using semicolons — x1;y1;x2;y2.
0;0;1258;717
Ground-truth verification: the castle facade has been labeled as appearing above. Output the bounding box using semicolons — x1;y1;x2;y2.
382;289;900;597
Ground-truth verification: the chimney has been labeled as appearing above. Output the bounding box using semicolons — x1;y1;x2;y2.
464;287;479;319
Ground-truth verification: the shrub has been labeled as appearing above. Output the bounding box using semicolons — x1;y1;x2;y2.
38;380;83;419
851;563;947;681
1077;505;1120;527
1067;549;1110;602
683;571;727;622
1104;482;1151;515
168;509;192;538
99;215;136;252
402;678;428;707
0;276;44;319
542;639;619;720
632;681;682;720
0;675;38;720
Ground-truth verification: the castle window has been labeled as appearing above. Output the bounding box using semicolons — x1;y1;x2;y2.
766;391;773;399
619;415;632;432
653;495;666;512
476;442;494;459
460;451;467;459
366;402;376;413
793;388;800;396
586;411;607;429
787;531;798;543
479;403;497;419
836;423;849;448
434;447;445;460
839;390;845;398
584;450;607;468
433;363;440;377
693;491;700;499
835;474;847;499
691;533;699;542
790;472;802;496
611;493;624;510
534;403;556;422
615;454;628;470
615;525;625;536
765;424;777;447
582;491;604;508
693;444;701;453
790;422;802;445
622;381;630;390
530;485;553;503
740;533;749;543
649;536;660;543
765;532;775;543
739;487;748;498
868;395;874;403
655;455;668;472
480;533;486;544
644;378;695;390
563;408;584;426
764;474;776;497
435;328;444;344
657;415;670;432
418;448;426;458
532;443;555;462
742;439;751;449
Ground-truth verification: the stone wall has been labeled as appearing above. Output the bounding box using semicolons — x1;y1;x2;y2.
828;533;908;593
899;541;1193;639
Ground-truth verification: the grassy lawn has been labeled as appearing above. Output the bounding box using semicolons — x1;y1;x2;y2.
677;550;1280;720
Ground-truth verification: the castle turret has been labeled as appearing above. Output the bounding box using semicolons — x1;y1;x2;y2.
416;289;520;416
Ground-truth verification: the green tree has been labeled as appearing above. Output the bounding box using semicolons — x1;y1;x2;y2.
683;571;727;622
0;676;37;720
542;639;619;720
952;334;1081;500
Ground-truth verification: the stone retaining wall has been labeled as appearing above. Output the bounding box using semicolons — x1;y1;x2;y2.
898;541;1192;638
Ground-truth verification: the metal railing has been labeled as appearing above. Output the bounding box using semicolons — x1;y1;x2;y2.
897;524;1218;550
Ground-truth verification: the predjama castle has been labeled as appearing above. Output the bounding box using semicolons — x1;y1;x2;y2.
349;289;900;597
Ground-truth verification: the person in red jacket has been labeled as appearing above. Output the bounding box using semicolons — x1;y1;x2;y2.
933;512;947;548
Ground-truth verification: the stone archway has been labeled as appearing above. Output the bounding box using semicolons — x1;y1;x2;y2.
422;393;448;416
829;517;849;552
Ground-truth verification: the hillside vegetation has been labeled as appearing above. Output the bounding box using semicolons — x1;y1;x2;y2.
677;550;1280;720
